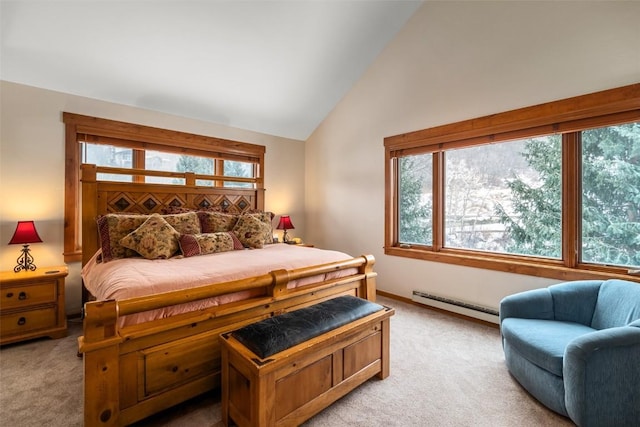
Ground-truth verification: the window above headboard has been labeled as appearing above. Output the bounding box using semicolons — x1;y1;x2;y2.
63;113;266;263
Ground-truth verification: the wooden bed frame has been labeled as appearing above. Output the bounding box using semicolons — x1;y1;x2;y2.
77;164;377;426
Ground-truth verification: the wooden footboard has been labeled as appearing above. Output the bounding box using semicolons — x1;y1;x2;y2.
78;255;376;426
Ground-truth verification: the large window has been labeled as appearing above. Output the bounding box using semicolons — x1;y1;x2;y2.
64;113;265;262
443;136;562;257
581;122;640;267
385;84;640;282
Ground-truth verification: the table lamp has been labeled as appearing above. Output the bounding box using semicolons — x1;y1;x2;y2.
8;220;43;272
276;215;295;243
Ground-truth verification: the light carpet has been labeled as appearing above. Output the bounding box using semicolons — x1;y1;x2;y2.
0;296;574;426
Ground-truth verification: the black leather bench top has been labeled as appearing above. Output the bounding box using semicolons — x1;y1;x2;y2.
231;295;384;359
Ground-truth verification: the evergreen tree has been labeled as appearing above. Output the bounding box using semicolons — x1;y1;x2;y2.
581;123;640;265
497;123;640;266
399;156;432;244
495;136;562;257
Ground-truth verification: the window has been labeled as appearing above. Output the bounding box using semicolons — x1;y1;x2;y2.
143;150;215;185
82;143;133;182
581;122;640;267
223;160;254;188
63;113;265;262
385;84;640;282
398;154;432;245
444;136;562;258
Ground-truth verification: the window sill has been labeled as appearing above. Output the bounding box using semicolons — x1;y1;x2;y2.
384;246;640;283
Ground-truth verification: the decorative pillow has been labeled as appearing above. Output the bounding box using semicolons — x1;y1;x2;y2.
199;211;239;233
119;214;180;259
245;211;275;244
178;232;244;257
232;214;273;249
246;209;275;221
162;211;201;235
97;213;149;262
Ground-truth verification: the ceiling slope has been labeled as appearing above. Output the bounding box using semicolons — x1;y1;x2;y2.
1;0;422;140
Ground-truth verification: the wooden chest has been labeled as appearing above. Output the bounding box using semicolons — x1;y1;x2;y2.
220;301;394;427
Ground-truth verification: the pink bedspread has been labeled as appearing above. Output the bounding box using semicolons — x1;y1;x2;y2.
82;244;356;326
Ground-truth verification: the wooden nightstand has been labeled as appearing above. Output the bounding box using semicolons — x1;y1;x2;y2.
0;266;68;345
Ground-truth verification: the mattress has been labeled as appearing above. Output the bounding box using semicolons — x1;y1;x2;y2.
82;244;356;326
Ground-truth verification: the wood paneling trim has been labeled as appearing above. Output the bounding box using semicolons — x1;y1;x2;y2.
383;246;640;284
63;113;265;156
384;83;640;152
562;133;580;268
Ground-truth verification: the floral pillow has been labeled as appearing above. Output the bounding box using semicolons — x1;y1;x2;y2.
232;214;273;249
162;211;201;235
179;232;244;257
161;206;196;215
119;214;180;259
244;211;275;245
198;211;239;233
97;213;149;262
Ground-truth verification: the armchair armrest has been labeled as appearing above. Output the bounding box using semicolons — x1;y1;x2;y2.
499;288;553;324
564;326;640;427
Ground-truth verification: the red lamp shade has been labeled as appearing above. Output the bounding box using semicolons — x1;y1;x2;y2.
8;221;43;245
276;215;295;230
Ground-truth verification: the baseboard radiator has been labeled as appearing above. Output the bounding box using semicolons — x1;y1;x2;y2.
412;291;500;324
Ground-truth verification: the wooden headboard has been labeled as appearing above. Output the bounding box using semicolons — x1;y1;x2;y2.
81;163;265;266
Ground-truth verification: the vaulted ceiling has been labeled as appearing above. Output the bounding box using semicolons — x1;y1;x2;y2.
1;1;422;140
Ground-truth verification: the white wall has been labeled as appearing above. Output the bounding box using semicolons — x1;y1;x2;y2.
306;1;640;311
0;81;306;314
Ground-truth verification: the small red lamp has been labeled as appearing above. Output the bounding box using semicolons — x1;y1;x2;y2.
8;220;43;272
276;215;295;243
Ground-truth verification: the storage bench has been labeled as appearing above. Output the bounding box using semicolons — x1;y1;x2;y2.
220;295;394;427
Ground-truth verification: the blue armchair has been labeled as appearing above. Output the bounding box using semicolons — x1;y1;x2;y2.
499;279;640;427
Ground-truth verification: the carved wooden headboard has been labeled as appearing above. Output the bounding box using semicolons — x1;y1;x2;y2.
81;163;265;265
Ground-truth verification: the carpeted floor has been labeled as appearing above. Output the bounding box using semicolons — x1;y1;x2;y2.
0;296;575;426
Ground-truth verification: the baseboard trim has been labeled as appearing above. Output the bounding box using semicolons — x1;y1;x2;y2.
376;290;499;329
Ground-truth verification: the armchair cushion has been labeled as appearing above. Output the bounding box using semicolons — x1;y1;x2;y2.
501;318;595;377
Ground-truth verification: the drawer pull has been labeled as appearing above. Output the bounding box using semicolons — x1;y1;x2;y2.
18;292;27;300
17;317;26;326
6;292;14;298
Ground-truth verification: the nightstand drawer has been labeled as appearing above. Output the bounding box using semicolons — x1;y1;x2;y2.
1;306;57;336
1;281;57;309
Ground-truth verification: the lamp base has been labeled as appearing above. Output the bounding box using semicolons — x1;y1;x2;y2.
14;245;37;273
282;230;291;243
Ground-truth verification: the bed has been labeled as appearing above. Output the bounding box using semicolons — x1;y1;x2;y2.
76;164;377;426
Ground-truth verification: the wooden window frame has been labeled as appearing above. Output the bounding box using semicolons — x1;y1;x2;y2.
63;113;266;263
384;83;640;283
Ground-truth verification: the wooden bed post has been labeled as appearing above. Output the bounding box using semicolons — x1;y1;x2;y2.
358;254;377;302
79;300;121;426
269;269;290;298
81;164;99;305
81;164;99;266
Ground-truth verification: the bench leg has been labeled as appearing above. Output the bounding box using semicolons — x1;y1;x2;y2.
378;317;391;379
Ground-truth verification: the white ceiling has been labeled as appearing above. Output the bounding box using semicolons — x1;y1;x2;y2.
1;0;422;140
